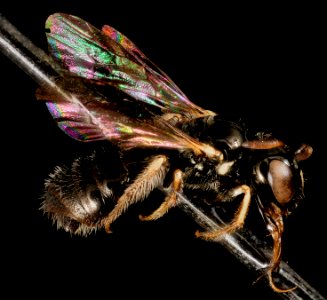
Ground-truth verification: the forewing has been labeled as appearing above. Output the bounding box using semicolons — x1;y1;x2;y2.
45;13;211;119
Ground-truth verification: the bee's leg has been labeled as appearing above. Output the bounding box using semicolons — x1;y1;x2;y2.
264;203;296;293
101;155;169;233
139;169;183;221
195;184;251;239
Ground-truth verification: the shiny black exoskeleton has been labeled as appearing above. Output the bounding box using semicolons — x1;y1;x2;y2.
41;109;312;294
180;115;310;216
42;115;311;237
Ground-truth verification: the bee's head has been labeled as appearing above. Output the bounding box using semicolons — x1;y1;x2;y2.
254;144;313;215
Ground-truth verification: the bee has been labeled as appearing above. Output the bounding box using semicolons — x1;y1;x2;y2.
36;13;312;293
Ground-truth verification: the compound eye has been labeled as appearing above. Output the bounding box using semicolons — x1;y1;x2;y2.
268;159;294;205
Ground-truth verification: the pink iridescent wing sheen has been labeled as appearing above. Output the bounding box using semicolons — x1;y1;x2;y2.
36;81;208;153
45;13;211;119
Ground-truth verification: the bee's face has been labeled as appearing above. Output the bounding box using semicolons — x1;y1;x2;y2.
254;144;313;215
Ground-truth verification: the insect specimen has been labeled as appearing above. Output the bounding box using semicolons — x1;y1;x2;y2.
36;13;312;293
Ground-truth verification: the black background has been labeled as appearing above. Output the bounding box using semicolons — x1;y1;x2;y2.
1;2;325;299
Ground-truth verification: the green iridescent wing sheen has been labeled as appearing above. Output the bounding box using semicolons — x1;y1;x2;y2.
39;13;217;155
45;13;209;118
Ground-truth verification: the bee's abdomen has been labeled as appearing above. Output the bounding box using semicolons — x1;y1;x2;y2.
41;147;128;236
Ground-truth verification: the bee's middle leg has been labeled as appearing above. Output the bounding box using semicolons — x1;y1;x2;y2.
195;184;251;240
101;155;169;233
139;169;183;221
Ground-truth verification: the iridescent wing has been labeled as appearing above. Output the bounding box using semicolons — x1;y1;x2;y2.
36;77;218;158
45;13;212;119
39;13;221;159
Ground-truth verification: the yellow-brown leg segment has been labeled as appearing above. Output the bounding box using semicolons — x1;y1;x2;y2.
101;155;169;233
139;169;183;221
195;184;251;240
264;203;296;293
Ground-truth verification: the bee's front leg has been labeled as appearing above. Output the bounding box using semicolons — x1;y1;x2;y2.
101;155;169;233
264;203;296;293
195;184;251;239
139;169;183;221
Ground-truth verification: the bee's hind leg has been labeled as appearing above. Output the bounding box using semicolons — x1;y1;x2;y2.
101;155;169;233
195;184;251;240
139;169;183;221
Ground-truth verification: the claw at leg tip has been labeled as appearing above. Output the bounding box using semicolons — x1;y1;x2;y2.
103;223;113;234
268;270;297;293
139;214;146;221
